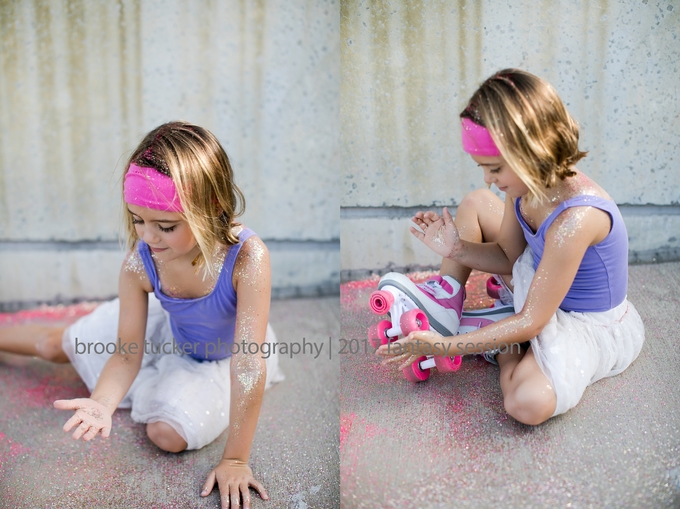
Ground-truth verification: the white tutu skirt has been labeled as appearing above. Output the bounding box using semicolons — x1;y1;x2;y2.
62;294;284;450
510;247;645;417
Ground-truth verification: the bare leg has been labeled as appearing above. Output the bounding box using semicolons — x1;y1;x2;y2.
498;345;556;425
147;421;188;453
439;188;506;285
0;325;70;363
443;191;553;423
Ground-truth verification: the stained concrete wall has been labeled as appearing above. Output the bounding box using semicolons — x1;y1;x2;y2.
341;0;680;278
0;0;339;309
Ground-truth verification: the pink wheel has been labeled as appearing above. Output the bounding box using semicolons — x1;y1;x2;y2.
486;276;502;300
402;356;430;382
367;320;394;349
367;325;380;349
369;290;394;315
399;309;430;335
434;355;463;373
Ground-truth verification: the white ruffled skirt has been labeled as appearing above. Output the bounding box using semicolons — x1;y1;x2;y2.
510;247;645;417
62;294;284;450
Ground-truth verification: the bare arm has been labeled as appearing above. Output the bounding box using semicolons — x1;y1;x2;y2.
452;195;527;274
201;237;272;507
411;196;527;275
90;251;150;412
223;237;270;461
383;205;612;361
54;249;150;439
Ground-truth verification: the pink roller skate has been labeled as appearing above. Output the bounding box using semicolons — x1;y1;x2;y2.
368;272;465;382
368;273;515;381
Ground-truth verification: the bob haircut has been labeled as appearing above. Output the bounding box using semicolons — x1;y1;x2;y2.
122;121;245;277
461;69;587;204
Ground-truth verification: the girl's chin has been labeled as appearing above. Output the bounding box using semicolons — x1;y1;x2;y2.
498;187;528;198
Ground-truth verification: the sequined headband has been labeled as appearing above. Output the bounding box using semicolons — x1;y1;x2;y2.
461;117;501;157
123;163;184;212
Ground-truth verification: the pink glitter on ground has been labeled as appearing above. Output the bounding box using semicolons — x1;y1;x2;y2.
341;276;380;291
0;302;100;326
22;376;88;408
363;422;387;441
340;413;387;451
0;433;31;459
340;413;356;449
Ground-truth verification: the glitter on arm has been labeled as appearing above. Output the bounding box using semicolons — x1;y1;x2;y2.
552;207;588;248
123;248;149;283
232;237;269;294
223;236;271;462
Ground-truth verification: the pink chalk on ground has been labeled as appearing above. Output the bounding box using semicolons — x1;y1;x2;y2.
0;302;100;326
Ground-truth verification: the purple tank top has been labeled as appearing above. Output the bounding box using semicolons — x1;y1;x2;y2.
515;196;628;312
138;228;256;361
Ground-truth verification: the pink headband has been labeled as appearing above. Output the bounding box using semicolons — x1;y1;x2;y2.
461;117;501;157
123;163;184;212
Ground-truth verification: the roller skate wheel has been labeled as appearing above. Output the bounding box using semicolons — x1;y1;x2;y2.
402;356;430;382
369;290;394;315
486;276;502;301
399;309;430;335
367;319;395;349
367;325;381;350
434;355;463;373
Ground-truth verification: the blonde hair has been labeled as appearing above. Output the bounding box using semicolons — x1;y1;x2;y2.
461;69;587;204
122;121;245;277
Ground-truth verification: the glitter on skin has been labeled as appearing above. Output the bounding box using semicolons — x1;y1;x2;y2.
152;243;227;299
213;234;270;489
229;298;267;439
233;355;266;405
519;169;612;233
122;249;147;282
432;226;446;246
553;207;588;248
232;239;267;293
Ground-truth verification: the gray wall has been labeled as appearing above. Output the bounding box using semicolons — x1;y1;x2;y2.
0;0;339;310
341;0;680;279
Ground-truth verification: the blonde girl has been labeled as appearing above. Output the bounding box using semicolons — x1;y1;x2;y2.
0;121;283;508
378;69;645;425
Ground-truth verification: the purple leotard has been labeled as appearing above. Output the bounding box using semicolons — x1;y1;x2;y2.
515;196;628;312
138;228;256;360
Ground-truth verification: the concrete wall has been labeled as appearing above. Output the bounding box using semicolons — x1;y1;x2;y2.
341;0;680;279
0;0;339;310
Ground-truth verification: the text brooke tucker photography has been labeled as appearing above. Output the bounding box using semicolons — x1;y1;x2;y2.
74;337;332;360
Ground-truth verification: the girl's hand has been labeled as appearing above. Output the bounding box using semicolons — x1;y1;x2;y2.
410;207;461;259
375;330;443;370
201;459;269;509
53;398;112;441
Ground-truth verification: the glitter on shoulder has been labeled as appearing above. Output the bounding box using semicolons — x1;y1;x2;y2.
232;237;269;294
123;248;148;281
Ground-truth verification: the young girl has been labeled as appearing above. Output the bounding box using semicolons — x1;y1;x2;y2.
377;69;645;425
0;121;283;508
